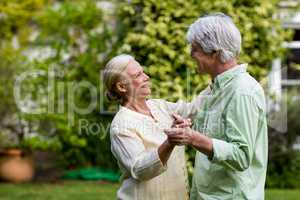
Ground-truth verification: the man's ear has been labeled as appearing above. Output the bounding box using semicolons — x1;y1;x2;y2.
211;50;220;60
116;82;127;93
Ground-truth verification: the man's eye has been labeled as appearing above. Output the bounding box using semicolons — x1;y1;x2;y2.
135;73;141;78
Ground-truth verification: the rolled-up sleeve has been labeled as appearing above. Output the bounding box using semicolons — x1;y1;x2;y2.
211;94;260;171
110;126;167;181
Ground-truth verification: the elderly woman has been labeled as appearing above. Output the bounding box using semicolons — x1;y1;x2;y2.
103;54;206;200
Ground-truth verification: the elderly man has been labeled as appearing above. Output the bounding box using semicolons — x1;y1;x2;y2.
165;13;268;200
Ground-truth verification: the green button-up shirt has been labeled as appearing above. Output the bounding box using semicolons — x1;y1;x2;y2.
190;64;268;200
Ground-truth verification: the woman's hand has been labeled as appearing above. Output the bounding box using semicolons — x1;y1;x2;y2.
164;127;195;146
171;113;192;128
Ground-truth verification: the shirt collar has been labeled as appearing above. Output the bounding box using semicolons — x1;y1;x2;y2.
211;64;248;91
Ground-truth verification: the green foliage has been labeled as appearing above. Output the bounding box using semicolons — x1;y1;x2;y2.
118;0;292;103
267;89;300;188
24;0;118;168
0;47;21;119
0;0;54;151
266;151;300;188
0;0;118;170
0;0;50;43
22;135;62;152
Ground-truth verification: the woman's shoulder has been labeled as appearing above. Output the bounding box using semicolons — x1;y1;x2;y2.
111;107;131;126
147;98;179;114
110;107;139;136
147;98;166;103
147;98;169;109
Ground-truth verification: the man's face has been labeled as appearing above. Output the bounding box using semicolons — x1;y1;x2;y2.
190;43;215;74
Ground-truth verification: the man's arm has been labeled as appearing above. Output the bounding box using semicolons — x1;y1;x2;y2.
164;127;213;158
165;94;261;171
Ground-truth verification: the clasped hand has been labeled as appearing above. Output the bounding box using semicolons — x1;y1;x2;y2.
164;113;195;146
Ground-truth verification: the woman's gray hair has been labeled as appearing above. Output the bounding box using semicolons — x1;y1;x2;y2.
186;13;241;63
103;54;134;101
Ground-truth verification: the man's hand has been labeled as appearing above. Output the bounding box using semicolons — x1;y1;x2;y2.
165;127;213;158
164;127;195;146
171;113;192;128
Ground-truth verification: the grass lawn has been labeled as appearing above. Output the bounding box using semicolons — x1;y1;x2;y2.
0;181;119;200
0;180;299;200
265;189;300;200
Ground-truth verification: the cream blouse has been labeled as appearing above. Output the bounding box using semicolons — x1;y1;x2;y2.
110;93;207;200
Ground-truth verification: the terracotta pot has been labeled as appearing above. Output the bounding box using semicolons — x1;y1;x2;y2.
0;149;34;183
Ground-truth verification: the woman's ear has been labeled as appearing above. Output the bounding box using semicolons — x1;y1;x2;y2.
116;82;127;93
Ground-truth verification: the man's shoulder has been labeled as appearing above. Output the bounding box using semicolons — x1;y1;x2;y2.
231;73;266;111
233;72;264;96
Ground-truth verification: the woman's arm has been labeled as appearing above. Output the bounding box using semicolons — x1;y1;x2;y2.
162;86;211;119
158;139;175;165
111;126;173;181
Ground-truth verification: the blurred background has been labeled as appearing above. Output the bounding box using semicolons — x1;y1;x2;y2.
0;0;299;199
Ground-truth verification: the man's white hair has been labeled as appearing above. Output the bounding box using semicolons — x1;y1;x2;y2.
187;13;241;63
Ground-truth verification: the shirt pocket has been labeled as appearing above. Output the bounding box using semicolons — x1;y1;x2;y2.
204;110;224;139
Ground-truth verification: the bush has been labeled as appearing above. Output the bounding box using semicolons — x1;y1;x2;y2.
0;0;119;169
26;0;119;169
266;89;300;188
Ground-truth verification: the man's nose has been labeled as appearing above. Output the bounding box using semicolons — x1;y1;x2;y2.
144;73;150;81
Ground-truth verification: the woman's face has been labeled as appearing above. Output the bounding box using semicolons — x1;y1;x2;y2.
124;59;151;99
